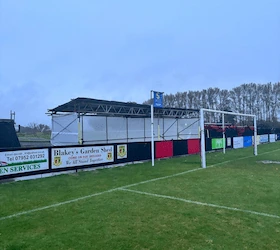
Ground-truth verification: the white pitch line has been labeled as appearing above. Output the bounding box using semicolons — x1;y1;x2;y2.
120;168;202;189
207;147;280;168
120;188;280;219
0;188;119;221
1;148;279;221
0;168;202;221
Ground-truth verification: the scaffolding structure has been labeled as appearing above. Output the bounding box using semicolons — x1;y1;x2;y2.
48;98;200;146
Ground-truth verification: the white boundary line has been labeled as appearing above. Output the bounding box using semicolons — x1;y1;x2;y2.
0;168;202;221
120;188;280;219
0;188;118;221
1;148;279;221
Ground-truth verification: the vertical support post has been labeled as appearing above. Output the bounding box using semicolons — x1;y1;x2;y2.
177;118;179;139
151;91;155;166
81;114;84;145
106;116;108;143
144;117;146;142
200;109;206;168
78;113;82;145
162;117;165;140
10;110;15;120
126;117;129;143
158;118;160;140
254;115;258;156
222;113;225;154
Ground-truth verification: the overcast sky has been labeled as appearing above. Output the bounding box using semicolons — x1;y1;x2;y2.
0;0;279;126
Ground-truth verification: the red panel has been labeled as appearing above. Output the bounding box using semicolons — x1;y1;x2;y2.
155;141;173;159
187;139;201;154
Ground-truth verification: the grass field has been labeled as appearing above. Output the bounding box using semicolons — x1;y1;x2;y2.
1;142;280;250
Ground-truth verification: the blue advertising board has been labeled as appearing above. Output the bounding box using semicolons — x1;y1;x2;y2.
153;92;163;108
243;136;252;147
277;134;280;141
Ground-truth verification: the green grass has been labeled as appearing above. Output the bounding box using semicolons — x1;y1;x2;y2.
1;142;280;249
18;132;51;141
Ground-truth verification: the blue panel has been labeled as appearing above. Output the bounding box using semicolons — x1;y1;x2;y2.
243;136;252;147
277;134;280;141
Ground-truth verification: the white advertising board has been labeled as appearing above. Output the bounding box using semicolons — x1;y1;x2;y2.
233;137;243;149
227;138;232;147
51;145;114;169
269;134;276;143
260;134;269;143
0;149;49;176
252;135;260;145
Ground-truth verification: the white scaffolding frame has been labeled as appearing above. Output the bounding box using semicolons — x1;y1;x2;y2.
200;108;258;168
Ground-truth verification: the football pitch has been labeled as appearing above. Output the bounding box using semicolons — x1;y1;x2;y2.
1;142;280;250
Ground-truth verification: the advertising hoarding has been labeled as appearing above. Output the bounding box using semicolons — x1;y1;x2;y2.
260;135;269;143
0;149;49;176
269;134;276;143
233;137;243;149
243;136;252;147
211;138;225;150
51;145;114;169
252;135;260;145
227;138;232;147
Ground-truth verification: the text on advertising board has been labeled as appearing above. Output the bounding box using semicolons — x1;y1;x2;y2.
0;149;49;176
51;145;114;169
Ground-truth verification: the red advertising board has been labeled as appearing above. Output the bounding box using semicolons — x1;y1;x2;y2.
155;141;173;159
187;139;200;154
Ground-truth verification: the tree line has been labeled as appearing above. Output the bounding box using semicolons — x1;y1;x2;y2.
20;123;51;134
144;82;280;127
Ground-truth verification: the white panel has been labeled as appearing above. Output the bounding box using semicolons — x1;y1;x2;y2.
257;135;260;145
51;113;78;146
127;118;145;142
145;117;152;141
163;118;177;140
252;135;261;145
269;134;276;143
178;118;200;139
51;114;200;145
233;137;243;149
227;138;232;147
260;134;269;143
82;116;107;143
107;117;127;142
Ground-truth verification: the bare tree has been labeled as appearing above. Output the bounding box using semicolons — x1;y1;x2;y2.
142;82;280;127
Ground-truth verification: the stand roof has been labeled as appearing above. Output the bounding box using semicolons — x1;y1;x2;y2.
48;97;199;118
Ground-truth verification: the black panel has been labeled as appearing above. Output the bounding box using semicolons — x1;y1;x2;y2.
225;128;238;137
205;138;212;151
0;120;21;149
114;142;151;164
243;127;254;136
173;140;188;156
